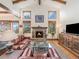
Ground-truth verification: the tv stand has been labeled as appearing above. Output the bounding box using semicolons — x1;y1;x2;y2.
59;33;79;58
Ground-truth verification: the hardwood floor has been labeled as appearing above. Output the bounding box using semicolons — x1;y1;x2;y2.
0;40;78;59
48;40;78;59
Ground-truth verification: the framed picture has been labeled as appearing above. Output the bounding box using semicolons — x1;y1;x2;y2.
35;15;44;23
48;11;57;19
23;11;31;19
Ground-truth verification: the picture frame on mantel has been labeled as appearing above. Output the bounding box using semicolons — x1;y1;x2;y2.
35;15;44;23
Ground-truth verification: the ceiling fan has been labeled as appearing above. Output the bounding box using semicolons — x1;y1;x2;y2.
13;0;26;4
52;0;66;4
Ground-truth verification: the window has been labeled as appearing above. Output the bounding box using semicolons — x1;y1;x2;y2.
0;22;3;32
3;21;11;30
0;21;19;33
23;21;31;33
48;11;57;19
12;21;19;33
23;11;31;19
48;21;56;35
0;21;11;32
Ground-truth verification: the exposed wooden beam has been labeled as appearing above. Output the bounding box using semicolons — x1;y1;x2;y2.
0;3;9;10
13;0;26;4
53;0;66;4
0;11;10;14
57;0;66;4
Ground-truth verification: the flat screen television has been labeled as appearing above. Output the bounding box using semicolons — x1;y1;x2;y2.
66;23;79;34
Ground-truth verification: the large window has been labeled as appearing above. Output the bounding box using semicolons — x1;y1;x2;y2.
23;21;31;33
48;21;56;35
3;21;11;30
12;21;19;33
0;21;19;33
48;11;57;19
0;21;11;32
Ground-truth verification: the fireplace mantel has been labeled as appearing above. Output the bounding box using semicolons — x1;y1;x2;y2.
32;26;47;41
32;27;47;29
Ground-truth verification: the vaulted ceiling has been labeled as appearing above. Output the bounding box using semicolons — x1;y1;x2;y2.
12;0;26;4
0;0;67;10
0;0;67;17
0;0;79;25
12;0;66;4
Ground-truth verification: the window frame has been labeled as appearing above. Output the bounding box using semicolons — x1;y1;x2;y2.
48;11;57;19
23;11;31;20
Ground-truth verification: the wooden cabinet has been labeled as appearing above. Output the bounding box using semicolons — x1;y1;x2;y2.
59;33;79;57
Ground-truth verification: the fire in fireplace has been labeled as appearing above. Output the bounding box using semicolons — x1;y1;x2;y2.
36;31;43;38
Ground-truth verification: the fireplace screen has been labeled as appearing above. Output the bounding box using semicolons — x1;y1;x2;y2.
36;31;43;38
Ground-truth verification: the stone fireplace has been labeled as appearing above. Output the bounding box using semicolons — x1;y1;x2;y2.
32;26;47;40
